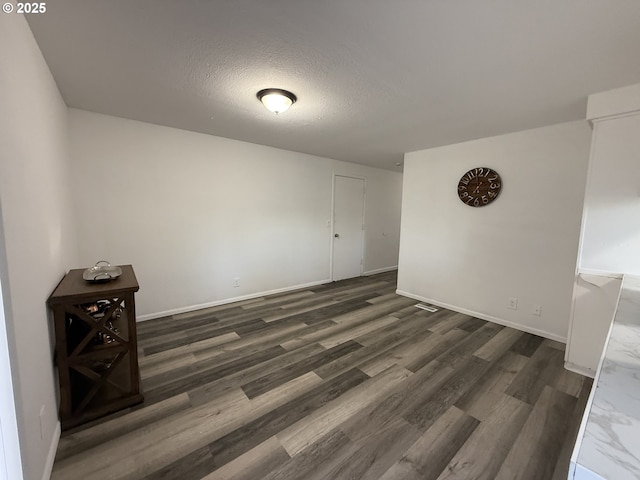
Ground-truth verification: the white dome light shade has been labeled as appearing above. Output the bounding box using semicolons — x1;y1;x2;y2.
257;88;297;114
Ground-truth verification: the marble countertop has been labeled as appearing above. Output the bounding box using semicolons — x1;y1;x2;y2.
570;275;640;480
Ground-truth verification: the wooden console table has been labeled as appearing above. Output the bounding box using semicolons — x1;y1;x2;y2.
48;265;143;430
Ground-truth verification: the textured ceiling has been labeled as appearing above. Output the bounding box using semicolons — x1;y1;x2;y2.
27;1;640;171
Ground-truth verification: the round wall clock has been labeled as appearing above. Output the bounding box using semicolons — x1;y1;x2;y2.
457;167;502;207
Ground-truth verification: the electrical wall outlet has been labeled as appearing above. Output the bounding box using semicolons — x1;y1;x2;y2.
508;297;518;310
533;304;542;316
233;277;240;288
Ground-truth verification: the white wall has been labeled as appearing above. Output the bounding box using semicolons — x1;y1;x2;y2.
68;110;402;319
0;14;79;480
566;273;621;376
586;83;640;121
566;82;640;375
397;121;592;341
0;251;22;480
579;113;640;274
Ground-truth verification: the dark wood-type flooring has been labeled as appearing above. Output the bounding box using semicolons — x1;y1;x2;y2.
52;271;592;480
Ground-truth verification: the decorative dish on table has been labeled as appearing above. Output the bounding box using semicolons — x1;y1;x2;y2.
82;261;122;282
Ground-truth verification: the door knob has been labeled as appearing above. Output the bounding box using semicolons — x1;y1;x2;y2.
334;233;340;238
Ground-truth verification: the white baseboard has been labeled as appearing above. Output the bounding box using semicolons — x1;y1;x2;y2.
395;289;567;343
43;421;60;480
363;266;398;276
137;279;331;322
564;361;596;378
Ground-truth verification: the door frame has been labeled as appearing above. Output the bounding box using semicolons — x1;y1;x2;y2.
330;173;366;281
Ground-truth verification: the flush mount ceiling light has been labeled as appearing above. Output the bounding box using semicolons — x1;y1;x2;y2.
257;88;297;114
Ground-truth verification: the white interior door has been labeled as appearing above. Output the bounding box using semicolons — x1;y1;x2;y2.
332;175;365;281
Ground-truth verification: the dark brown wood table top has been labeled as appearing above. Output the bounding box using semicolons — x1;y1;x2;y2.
48;265;139;305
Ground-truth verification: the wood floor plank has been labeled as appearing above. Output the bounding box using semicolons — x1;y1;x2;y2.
505;344;566;405
262;298;339;323
65;373;321;480
314;280;391;298
207;369;369;468
187;317;330;361
390;304;425;319
142;317;268;355
55;393;191;462
135;302;239;335
138;332;240;372
283;432;362;480
550;377;594;480
402;355;491;430
67;373;321;480
137;315;221;340
473;327;523;362
353;309;440;346
378;328;467;376
262;429;352;480
379;406;480;480
140;352;197;380
276;294;380;326
138;329;190;349
330;296;417;325
456;316;488;332
394;328;469;372
495;385;577;480
378;462;422;480
278;299;408;351
186;342;327;407
435;322;504;366
277;364;413;456
455;351;529;421
171;320;306;366
552;365;587;397
509;332;544;357
279;291;339;309
52;271;592;480
240;290;317;309
318;315;398;349
542;338;566;351
55;371;324;480
145;446;216;480
336;360;454;444
51;388;252;480
240;341;362;399
172;298;261;319
365;292;402;304
319;417;421;480
405;321;502;373
318;319;435;380
200;436;290;480
435;394;532;480
426;312;474;335
143;344;289;403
